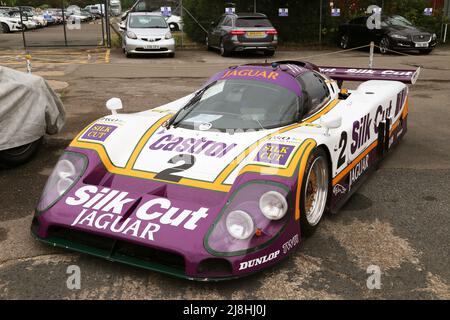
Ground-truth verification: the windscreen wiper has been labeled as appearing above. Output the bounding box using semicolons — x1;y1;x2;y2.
165;81;217;129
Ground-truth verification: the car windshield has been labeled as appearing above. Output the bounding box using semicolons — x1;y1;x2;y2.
236;17;272;28
172;79;300;131
129;15;167;28
383;15;413;27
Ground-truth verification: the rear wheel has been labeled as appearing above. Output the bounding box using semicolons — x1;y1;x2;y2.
299;148;330;237
220;40;230;57
0;137;43;167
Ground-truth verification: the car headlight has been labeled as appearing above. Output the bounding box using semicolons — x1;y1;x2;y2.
165;31;173;39
127;31;137;39
390;34;408;40
36;152;87;213
205;181;290;256
259;191;288;220
226;210;255;240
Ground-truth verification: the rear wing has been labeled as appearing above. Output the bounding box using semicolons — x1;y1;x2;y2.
319;66;420;85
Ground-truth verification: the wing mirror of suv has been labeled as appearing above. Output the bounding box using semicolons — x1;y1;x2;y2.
119;22;126;30
106;97;123;115
320;114;342;136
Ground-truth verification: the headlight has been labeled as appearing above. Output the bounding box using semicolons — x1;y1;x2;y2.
36;152;87;212
390;34;408;40
226;210;255;240
259;191;288;220
165;31;173;39
205;181;289;256
126;31;137;39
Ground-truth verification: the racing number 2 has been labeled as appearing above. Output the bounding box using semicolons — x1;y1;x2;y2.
337;131;347;168
154;154;196;182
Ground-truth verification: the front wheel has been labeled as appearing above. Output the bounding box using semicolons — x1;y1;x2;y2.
419;49;433;55
339;34;350;49
1;23;10;33
0;137;43;167
169;23;179;31
299;148;330;237
379;36;391;54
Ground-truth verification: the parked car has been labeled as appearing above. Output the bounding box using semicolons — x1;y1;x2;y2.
338;14;437;54
121;12;175;58
206;12;278;57
8;11;37;30
0;12;22;33
30;60;419;279
0;66;65;167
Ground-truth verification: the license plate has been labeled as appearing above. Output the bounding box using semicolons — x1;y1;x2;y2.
144;45;160;49
415;42;429;48
246;31;266;38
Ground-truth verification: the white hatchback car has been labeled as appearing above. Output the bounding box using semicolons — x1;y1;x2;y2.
121;12;175;58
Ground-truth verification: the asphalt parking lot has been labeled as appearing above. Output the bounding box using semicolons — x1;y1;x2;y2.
0;46;449;299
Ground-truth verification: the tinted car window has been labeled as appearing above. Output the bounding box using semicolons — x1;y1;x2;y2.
383;15;414;27
236;18;272;28
222;16;233;27
296;72;330;116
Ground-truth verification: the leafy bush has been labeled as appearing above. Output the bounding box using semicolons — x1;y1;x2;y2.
183;0;447;45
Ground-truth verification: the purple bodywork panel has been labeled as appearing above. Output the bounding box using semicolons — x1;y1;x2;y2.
206;65;303;96
319;66;420;84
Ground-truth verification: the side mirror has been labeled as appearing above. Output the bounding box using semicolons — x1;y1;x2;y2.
169;24;175;30
106;97;123;115
210;21;215;27
320;114;342;136
119;23;126;30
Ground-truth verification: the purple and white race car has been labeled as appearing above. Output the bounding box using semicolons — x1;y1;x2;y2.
31;61;419;280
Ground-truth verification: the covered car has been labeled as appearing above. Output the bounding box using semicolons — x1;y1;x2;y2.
0;66;65;166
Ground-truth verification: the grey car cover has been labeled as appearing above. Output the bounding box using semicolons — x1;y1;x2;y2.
0;66;65;150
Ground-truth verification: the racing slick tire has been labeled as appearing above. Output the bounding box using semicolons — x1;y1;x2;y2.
1;23;10;33
299;147;330;237
220;39;231;57
379;36;391;54
0;137;43;167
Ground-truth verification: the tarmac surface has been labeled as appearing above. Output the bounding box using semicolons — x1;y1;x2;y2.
0;46;449;299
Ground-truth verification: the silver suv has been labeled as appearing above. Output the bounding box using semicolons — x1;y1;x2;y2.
206;13;278;57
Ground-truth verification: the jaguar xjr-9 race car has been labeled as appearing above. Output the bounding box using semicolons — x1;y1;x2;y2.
31;60;419;280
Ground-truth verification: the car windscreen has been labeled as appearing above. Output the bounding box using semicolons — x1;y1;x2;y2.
172;79;300;131
236;17;272;28
383;15;413;27
129;15;167;28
